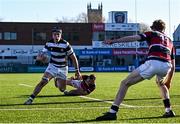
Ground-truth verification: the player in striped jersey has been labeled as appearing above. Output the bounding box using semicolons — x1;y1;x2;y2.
96;19;175;120
24;27;81;105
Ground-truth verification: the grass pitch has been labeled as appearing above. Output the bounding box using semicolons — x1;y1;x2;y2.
0;72;180;123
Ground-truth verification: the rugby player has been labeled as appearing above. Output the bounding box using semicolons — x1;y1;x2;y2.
24;27;81;105
58;74;96;96
96;19;175;120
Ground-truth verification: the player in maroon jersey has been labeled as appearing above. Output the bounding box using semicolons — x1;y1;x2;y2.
55;74;96;96
96;19;175;121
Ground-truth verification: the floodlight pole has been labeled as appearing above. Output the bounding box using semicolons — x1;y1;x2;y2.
135;0;138;67
31;28;34;64
168;0;171;38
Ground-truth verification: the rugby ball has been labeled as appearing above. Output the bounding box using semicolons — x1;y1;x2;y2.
36;51;50;64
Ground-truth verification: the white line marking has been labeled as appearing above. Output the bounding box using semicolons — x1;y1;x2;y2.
17;83;180;108
79;96;135;108
19;83;33;87
1;105;180;111
79;96;113;104
18;83;135;107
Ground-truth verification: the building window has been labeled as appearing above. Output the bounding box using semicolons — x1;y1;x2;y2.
92;32;104;41
63;33;71;41
34;32;46;41
4;32;11;40
72;33;79;41
11;33;17;40
4;32;17;40
98;32;105;41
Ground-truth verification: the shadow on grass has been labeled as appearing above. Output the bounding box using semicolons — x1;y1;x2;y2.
121;115;180;120
52;115;180;123
124;94;180;101
63;115;179;123
124;97;160;101
18;94;113;99
3;94;179;107
14;94;180;101
16;94;67;98
52;119;107;123
0;99;112;107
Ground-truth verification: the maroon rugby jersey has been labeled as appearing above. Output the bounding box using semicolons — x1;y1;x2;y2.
80;75;96;94
138;31;175;62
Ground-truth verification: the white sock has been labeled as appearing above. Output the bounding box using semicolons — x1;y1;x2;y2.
165;107;171;112
109;104;119;113
29;97;34;100
109;109;117;113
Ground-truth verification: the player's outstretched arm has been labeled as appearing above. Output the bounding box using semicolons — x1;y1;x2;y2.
64;89;88;96
103;35;141;44
69;53;81;79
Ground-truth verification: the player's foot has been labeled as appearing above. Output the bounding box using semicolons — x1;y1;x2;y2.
96;112;117;121
64;90;69;95
54;78;58;88
24;98;33;105
162;110;175;118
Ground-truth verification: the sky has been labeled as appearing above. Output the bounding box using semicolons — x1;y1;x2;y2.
0;0;180;39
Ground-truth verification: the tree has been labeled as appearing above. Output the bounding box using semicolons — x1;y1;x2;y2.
56;12;88;23
56;17;73;23
139;22;151;33
75;12;88;23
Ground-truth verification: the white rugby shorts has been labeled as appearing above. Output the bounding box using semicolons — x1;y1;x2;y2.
45;64;68;80
70;80;81;89
137;60;172;80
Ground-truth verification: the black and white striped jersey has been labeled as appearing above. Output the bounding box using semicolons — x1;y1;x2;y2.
42;39;74;68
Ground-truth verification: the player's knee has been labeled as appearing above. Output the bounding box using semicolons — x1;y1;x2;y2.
156;80;164;87
121;79;130;87
40;77;49;85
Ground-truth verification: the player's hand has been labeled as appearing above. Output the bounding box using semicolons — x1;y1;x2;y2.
103;39;115;45
75;70;82;80
70;76;75;80
36;52;49;64
36;53;44;61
